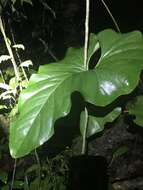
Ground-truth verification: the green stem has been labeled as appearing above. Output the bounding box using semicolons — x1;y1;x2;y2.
0;17;20;82
10;159;17;190
101;0;120;32
35;149;41;190
81;107;89;155
84;0;90;70
82;0;90;154
21;66;29;82
24;175;30;190
0;69;5;83
8;19;29;82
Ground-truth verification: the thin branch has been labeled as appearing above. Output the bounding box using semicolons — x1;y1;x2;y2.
101;0;120;32
10;159;17;190
39;38;58;61
39;0;56;19
0;69;5;83
8;19;28;82
0;17;20;82
81;107;89;155
35;149;41;190
84;0;90;70
24;175;30;190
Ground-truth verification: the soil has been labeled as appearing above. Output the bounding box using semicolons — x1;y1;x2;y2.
88;116;143;190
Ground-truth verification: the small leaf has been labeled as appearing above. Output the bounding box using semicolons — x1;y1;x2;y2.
25;164;39;174
0;55;11;63
20;60;33;67
80;107;121;138
29;178;40;189
6;67;15;77
11;5;16;12
21;79;29;88
0;90;16;102
0;105;8;109
13;44;25;50
10;104;18;118
12;180;24;188
11;0;17;4
0;83;10;90
127;95;143;126
0;0;9;14
1;95;12;100
0;0;8;7
113;146;129;159
0;170;8;184
9;77;18;89
7;38;11;46
0;76;4;83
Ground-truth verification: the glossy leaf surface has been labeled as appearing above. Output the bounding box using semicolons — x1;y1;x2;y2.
127;96;143;126
10;29;143;158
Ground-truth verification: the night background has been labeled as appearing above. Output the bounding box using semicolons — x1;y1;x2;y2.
0;0;143;190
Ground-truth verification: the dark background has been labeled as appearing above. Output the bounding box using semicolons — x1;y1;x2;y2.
4;0;143;65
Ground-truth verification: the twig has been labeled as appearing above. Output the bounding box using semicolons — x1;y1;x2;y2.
39;38;58;61
0;69;5;83
10;159;17;190
39;0;56;19
101;0;120;32
35;149;41;190
8;19;28;82
0;17;20;82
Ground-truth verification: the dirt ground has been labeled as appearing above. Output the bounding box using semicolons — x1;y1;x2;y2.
88;116;143;190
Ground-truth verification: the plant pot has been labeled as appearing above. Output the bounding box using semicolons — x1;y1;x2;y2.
67;155;108;190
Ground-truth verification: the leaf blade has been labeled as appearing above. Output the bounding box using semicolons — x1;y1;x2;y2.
10;30;143;158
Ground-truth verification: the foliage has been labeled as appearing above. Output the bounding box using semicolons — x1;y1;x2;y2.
0;0;32;14
9;29;143;158
0;147;71;190
112;146;129;160
80;107;121;138
127;95;143;126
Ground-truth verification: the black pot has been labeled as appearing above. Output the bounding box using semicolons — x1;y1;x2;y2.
67;155;108;190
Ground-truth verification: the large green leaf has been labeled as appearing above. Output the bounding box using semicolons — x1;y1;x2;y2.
10;29;143;158
127;95;143;126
